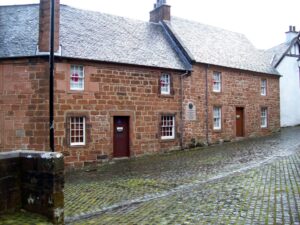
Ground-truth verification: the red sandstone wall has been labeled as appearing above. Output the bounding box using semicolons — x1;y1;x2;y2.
54;60;182;168
182;64;280;146
0;59;49;151
0;59;280;168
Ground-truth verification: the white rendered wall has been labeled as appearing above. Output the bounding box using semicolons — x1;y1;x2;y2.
277;55;300;127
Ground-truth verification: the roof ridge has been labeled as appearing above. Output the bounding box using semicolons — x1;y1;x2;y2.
171;16;247;37
61;4;150;25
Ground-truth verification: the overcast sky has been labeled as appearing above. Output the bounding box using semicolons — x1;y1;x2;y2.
0;0;299;49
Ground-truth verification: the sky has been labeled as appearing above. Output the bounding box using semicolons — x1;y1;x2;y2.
0;0;299;49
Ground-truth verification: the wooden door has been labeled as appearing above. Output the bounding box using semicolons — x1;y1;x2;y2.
236;108;244;137
113;116;130;157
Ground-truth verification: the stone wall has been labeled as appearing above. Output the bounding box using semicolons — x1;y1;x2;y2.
0;58;49;151
54;60;183;168
182;64;280;146
0;150;64;224
0;58;280;169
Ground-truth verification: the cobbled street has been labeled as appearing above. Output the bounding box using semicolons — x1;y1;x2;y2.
0;127;300;225
64;126;300;225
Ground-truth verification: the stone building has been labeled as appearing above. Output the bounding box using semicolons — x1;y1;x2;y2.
0;0;280;168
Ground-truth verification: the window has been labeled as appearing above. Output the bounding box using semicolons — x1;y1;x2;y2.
213;106;221;130
161;115;175;139
70;117;85;146
213;72;221;92
70;65;84;90
160;74;170;95
261;79;267;96
261;108;267;128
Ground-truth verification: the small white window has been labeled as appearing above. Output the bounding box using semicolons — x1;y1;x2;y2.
160;74;170;95
261;79;267;96
213;106;221;130
261;108;267;128
70;65;84;91
161;115;175;139
70;117;85;146
213;72;221;92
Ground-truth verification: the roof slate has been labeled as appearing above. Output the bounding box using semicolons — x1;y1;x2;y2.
0;4;186;70
264;43;290;67
0;4;279;75
165;17;279;75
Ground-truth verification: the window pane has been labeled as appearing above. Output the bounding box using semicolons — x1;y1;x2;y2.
213;107;221;129
70;117;85;145
261;108;267;128
160;74;170;94
213;72;221;92
261;79;266;95
70;65;84;90
161;115;175;139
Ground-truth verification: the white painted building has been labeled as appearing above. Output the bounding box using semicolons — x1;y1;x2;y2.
267;26;300;127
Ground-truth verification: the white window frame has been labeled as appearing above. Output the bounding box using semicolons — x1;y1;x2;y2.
261;108;268;128
70;65;84;91
161;115;175;140
70;117;86;146
213;72;221;92
213;106;222;130
261;79;267;96
160;73;170;95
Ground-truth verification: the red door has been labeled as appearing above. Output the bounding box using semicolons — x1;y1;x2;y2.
113;116;130;157
236;108;244;137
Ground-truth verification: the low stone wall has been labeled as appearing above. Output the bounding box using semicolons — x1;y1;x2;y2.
0;151;64;224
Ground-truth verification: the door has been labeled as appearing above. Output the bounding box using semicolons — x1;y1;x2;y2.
113;116;130;157
236;108;244;137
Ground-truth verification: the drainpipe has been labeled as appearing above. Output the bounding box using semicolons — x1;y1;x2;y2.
180;70;191;149
49;0;55;152
205;64;209;145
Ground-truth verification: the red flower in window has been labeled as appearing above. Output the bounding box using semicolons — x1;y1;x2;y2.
160;79;166;87
72;73;79;82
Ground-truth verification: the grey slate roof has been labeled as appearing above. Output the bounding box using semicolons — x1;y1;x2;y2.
0;4;39;57
0;4;186;70
264;43;290;67
165;17;279;75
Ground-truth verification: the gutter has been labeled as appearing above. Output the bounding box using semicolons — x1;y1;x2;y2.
49;0;55;152
180;70;191;149
205;64;209;145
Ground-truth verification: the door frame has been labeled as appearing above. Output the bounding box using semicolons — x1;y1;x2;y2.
235;107;245;137
110;111;134;158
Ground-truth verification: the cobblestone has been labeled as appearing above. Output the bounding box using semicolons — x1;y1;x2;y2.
69;151;300;224
64;127;300;224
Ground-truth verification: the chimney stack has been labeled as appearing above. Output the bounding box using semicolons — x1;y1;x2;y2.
285;25;298;43
38;0;60;52
150;0;171;23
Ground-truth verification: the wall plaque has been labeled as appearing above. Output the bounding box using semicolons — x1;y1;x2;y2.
186;102;196;121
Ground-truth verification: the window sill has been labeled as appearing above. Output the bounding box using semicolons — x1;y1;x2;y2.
213;128;222;133
69;144;86;148
67;89;85;93
158;94;174;98
160;138;176;143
